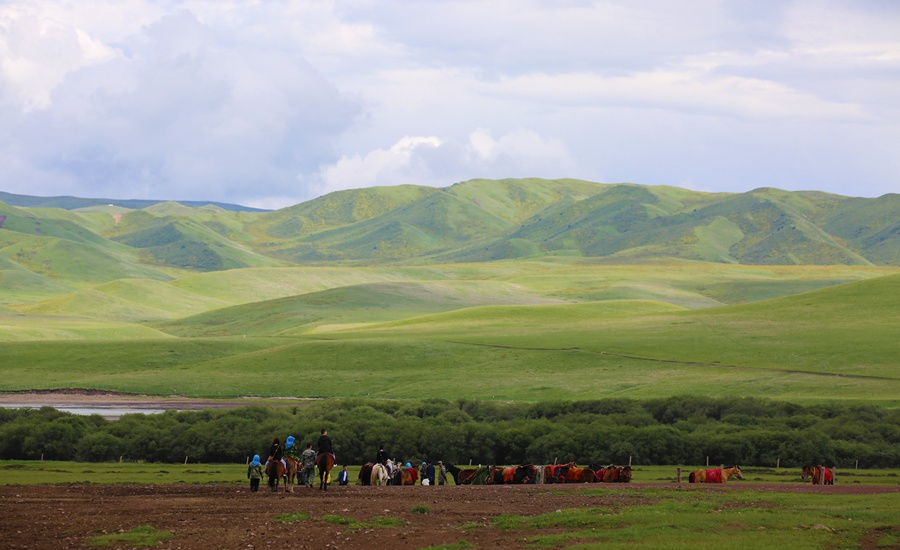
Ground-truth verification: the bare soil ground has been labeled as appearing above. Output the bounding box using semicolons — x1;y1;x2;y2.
1;483;896;549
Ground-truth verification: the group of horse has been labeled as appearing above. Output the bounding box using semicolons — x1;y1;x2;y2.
266;452;335;493
801;465;834;485
269;461;832;491
356;461;634;486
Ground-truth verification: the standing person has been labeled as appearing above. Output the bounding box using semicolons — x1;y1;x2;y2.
437;461;448;485
425;461;436;486
419;462;428;485
247;455;263;492
338;465;349;486
300;443;316;488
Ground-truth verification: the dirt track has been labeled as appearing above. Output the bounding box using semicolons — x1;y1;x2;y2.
1;483;896;549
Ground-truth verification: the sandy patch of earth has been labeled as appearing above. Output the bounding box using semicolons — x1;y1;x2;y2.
0;389;310;413
0;483;896;549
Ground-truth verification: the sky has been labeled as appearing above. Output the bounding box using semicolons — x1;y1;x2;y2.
1;1;898;210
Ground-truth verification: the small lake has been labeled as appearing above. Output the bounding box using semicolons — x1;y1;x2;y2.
0;403;171;420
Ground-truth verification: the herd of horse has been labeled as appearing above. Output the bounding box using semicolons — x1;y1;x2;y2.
354;461;635;486
266;461;836;491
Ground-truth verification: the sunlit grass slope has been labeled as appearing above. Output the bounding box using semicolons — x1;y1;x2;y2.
12;279;232;322
338;273;900;379
153;280;565;337
0;313;173;341
0;275;897;404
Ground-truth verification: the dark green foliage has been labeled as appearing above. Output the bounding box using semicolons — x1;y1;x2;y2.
1;397;897;467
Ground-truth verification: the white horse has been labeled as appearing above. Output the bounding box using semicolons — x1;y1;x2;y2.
371;463;389;485
371;461;390;486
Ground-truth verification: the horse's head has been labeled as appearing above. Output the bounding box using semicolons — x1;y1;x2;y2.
731;466;743;480
801;465;811;479
619;466;633;482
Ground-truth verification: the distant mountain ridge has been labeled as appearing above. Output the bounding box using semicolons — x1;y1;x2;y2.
0;191;268;212
1;179;899;286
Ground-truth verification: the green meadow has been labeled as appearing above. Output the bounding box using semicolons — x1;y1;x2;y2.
0;261;898;405
3;461;897;487
491;489;900;550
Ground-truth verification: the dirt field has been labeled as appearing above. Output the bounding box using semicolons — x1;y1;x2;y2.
1;483;896;549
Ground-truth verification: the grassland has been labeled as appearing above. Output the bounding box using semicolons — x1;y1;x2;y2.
0;261;898;405
3;461;897;486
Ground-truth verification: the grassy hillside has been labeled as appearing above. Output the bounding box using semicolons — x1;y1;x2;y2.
1;271;896;405
3;181;899;278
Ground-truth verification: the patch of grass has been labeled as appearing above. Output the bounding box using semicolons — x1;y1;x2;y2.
320;515;403;529
87;525;173;547
493;489;900;549
411;504;431;514
419;541;473;550
275;512;310;523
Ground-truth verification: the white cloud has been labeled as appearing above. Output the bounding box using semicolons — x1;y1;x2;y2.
313;129;576;200
0;0;898;207
315;135;442;195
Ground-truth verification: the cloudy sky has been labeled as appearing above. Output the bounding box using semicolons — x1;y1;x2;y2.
1;1;898;209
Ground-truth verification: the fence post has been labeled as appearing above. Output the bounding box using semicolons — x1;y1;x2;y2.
628;455;632;467
677;467;681;484
184;456;188;465
776;458;780;469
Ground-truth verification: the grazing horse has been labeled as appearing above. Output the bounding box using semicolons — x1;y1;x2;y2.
451;466;478;485
443;463;464;485
689;465;742;484
501;464;538;484
595;465;632;483
470;466;493;485
266;459;287;492
358;462;374;486
564;466;596;483
371;463;390;486
543;463;578;483
802;465;834;485
316;453;335;491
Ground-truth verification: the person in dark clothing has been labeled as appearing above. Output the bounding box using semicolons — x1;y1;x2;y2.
265;437;283;472
425;461;436;486
317;429;333;458
338;465;349;486
376;445;388;465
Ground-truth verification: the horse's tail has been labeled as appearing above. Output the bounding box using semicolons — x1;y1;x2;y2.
688;471;695;483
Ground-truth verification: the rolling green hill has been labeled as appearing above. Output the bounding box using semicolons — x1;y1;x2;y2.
1;181;899;405
2;181;899;280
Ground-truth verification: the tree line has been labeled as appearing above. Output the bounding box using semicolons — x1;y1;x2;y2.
1;396;897;468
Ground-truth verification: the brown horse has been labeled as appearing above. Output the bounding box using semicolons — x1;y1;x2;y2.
596;465;632;483
542;463;570;484
399;467;418;485
358;462;374;486
316;453;335;491
266;459;287;492
454;467;478;485
801;465;834;485
689;465;742;483
564;466;596;483
284;457;300;492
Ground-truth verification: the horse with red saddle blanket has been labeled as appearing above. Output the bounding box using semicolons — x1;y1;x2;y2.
592;465;632;482
802;465;834;485
688;465;742;483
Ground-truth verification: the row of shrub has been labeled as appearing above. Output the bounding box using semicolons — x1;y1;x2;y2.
1;396;897;467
